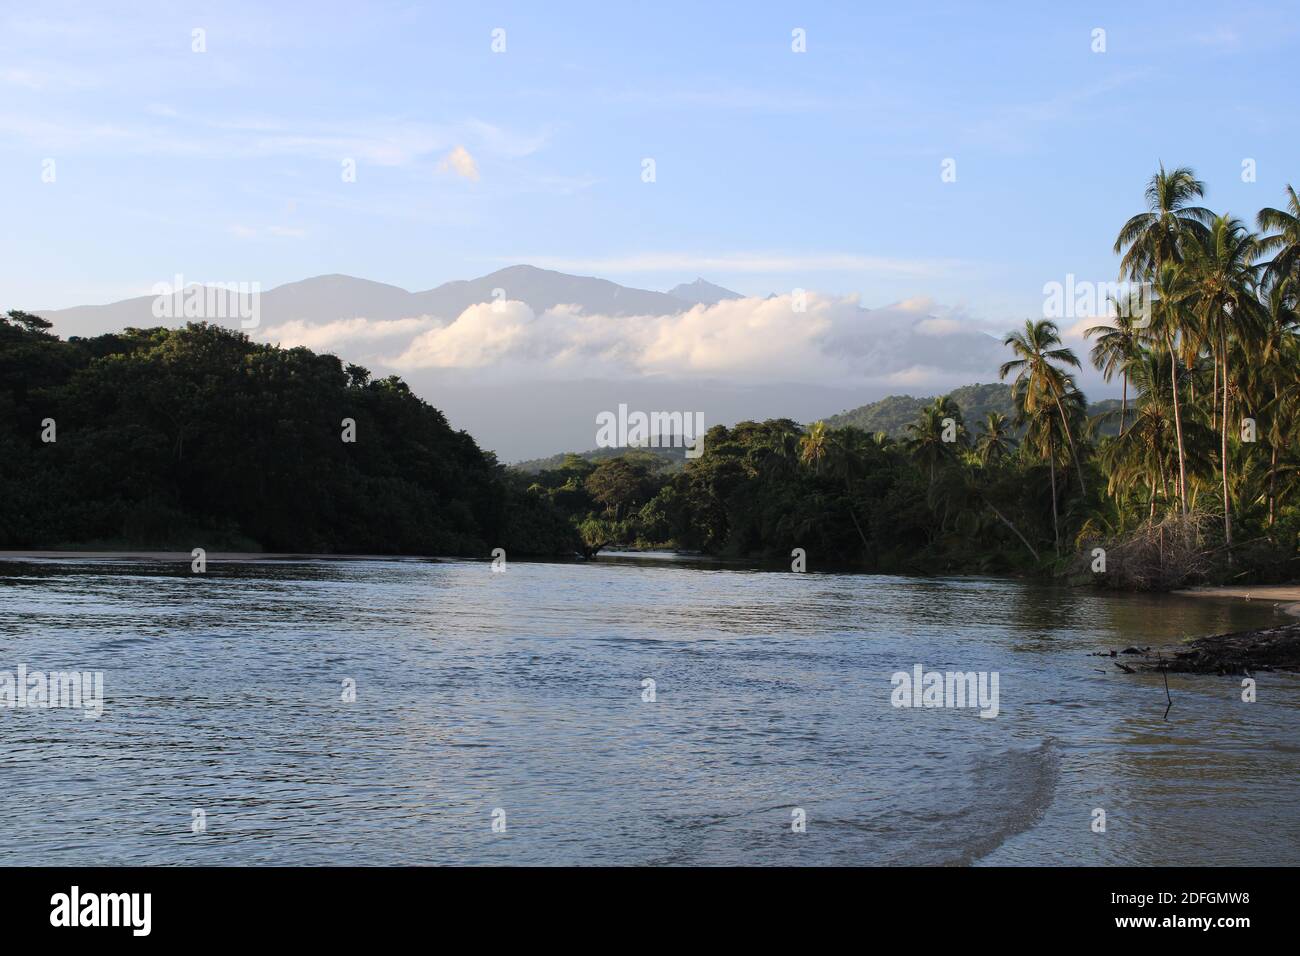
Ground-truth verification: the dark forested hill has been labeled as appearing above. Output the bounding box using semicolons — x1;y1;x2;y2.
824;383;1016;434
825;382;1121;438
0;313;575;555
512;445;686;474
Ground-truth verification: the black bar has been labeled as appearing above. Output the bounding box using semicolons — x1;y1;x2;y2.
0;866;1280;941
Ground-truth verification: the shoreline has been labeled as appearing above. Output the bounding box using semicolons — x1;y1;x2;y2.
1172;585;1300;618
0;550;462;564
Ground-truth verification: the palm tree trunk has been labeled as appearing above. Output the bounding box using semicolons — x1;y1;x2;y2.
984;499;1039;561
1211;354;1218;431
1158;456;1169;512
1049;384;1088;495
1221;332;1233;550
1048;437;1059;554
1119;371;1128;435
844;478;870;552
1167;333;1189;515
1269;442;1279;528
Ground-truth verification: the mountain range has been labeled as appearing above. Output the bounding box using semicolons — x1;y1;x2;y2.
37;266;743;339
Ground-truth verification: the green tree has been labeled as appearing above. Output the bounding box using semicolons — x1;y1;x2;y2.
1257;184;1300;290
975;412;1015;464
1085;306;1142;435
1000;319;1088;495
1180;215;1264;547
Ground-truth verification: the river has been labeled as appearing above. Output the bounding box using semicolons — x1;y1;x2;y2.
1;553;1296;865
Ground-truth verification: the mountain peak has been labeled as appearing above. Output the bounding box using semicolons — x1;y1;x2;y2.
666;277;742;306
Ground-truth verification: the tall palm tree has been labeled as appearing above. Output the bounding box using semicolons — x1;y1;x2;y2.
1180;215;1264;547
1013;381;1064;553
1257;278;1298;525
1257;184;1300;290
1085;306;1142;434
1114;164;1214;280
1147;263;1194;513
1113;166;1213;516
999;319;1088;495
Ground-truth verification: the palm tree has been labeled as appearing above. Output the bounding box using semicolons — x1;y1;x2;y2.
1100;352;1172;516
1180;215;1264;547
905;401;959;488
1257;278;1298;525
975;412;1015;464
825;427;872;551
1257;184;1300;290
1146;263;1195;513
799;420;829;474
755;426;801;480
1095;348;1215;520
1085;306;1142;435
1114;164;1214;280
1113;166;1213;515
1013;381;1063;553
999;319;1088;495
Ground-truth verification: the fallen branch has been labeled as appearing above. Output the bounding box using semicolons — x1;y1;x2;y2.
1161;661;1172;720
1098;621;1300;674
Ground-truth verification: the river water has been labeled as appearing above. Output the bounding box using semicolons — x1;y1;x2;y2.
1;553;1296;865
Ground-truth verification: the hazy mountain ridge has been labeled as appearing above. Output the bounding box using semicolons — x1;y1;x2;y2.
36;265;737;339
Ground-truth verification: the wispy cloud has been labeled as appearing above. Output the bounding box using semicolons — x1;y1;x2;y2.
0;105;546;169
262;316;438;352
502;253;970;277
228;224;308;240
958;69;1151;153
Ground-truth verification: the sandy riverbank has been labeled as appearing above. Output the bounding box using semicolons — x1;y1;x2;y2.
1173;585;1300;617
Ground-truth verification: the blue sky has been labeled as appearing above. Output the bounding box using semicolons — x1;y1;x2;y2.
3;0;1297;321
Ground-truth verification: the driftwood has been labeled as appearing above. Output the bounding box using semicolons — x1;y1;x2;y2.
1095;621;1300;675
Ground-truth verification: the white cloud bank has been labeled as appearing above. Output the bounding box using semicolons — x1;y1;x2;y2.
261;293;1006;389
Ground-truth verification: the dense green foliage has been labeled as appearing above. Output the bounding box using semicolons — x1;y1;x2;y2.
525;413;1050;572
0;318;576;555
